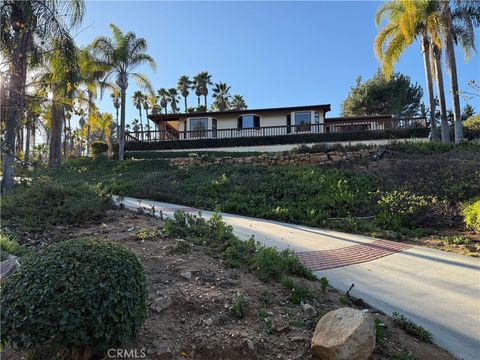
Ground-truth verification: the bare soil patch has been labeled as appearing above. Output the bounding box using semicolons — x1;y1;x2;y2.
4;209;455;360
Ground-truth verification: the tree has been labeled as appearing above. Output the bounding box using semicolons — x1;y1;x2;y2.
177;75;192;112
110;87;120;137
462;104;475;120
1;0;85;191
168;88;180;113
193;72;212;107
230;94;248;110
132;90;145;138
92;24;156;161
374;0;440;139
157;88;169;114
341;71;423;117
212;82;231;111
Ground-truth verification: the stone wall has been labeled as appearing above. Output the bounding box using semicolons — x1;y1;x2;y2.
170;149;377;169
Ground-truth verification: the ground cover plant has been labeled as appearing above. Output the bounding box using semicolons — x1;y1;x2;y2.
0;238;147;360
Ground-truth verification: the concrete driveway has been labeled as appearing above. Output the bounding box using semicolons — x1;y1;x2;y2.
117;196;480;360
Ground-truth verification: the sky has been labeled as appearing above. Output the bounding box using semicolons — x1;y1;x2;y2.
73;0;480;126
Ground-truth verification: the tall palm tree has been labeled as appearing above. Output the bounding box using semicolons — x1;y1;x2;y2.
230;94;248;110
194;72;212;108
132;90;145;138
157;88;169;114
1;0;85;190
92;24;156;160
110;87;120;137
177;75;192;112
374;0;441;140
212;82;231;111
168;88;180;113
431;44;450;142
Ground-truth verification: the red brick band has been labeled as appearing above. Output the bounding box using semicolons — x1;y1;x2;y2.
296;240;414;271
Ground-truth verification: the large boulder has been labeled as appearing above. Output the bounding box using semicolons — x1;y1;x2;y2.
311;307;375;360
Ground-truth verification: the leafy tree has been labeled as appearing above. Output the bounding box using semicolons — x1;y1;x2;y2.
341;71;423;117
92;24;156;161
462;104;475;120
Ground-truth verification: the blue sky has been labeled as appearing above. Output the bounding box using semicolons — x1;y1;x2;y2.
75;1;479;125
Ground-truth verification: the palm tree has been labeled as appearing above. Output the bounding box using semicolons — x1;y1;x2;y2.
230;94;248;110
157;88;169;114
132;118;140;138
194;72;212;108
177;75;192;112
374;0;441;140
212;82;231;111
1;0;85;190
92;24;156;160
110;87;121;136
132;90;145;138
168;88;180;113
431;44;450;142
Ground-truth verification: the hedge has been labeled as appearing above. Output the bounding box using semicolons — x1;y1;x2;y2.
123;128;430;151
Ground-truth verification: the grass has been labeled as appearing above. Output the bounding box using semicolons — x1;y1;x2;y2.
0;232;31;260
230;293;248;319
282;277;316;304
392;312;432;343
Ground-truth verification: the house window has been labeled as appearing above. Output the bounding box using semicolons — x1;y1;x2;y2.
212;118;217;138
190;117;208;138
295;111;311;131
237;115;260;129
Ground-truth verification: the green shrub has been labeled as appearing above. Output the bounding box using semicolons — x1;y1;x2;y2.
392;312;432;343
463;198;480;233
319;277;329;292
0;238;147;357
168;239;192;254
0;232;30;261
386;140;480;153
463;114;480;140
1;177;111;232
90;141;108;156
230;293;248;319
281;277;315;304
377;191;439;229
441;235;470;245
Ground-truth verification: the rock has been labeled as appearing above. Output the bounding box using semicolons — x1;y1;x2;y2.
311;307;375;360
245;339;254;350
0;256;20;279
291;336;305;342
203;318;213;326
180;271;192;280
155;343;173;360
150;296;173;313
302;303;317;317
271;317;289;333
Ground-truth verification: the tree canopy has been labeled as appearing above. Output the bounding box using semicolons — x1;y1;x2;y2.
341;70;423;117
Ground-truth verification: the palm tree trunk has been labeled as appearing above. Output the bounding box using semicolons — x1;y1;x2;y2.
48;99;63;167
432;46;449;143
421;36;438;141
204;94;207;108
119;87;127;161
197;96;200;107
86;91;93;155
25;117;31;166
138;108;143;140
63;117;67;156
442;2;463;143
1;13;31;192
184;97;188;112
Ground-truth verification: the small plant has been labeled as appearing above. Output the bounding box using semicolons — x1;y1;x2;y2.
90;141;108;156
282;277;315;304
319;276;329;292
375;318;386;344
230;293;248;319
168;239;192;254
258;309;271;318
0;238;147;359
463;197;480;233
0;232;30;261
135;227;159;241
392;312;432;343
340;296;350;305
441;235;470;245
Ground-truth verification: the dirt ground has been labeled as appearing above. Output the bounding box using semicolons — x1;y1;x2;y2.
3;209;456;360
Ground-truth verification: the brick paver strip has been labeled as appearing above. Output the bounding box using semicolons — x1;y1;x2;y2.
296;240;414;271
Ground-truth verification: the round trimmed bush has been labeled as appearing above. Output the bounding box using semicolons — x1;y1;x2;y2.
0;238;147;358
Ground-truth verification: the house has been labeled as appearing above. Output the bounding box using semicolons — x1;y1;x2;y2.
145;104;331;141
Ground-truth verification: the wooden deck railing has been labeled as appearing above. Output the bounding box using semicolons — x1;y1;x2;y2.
125;116;426;143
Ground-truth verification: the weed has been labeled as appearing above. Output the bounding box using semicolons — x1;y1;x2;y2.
258;309;271;318
392;312;432;343
282;277;315;304
319;277;329;292
230;293;248;319
375;318;386;344
340;296;350;305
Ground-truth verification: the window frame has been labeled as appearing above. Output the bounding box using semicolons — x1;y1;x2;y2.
237;114;260;130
